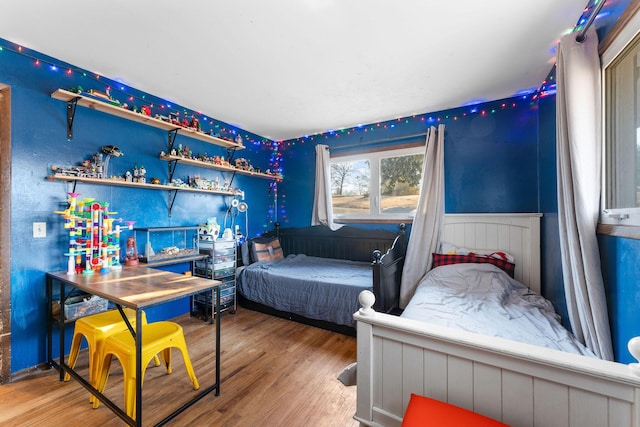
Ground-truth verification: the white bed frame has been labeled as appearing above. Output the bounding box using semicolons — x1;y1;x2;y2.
354;213;640;427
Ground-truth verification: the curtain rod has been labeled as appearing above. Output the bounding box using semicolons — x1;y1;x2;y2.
329;131;428;151
575;0;606;42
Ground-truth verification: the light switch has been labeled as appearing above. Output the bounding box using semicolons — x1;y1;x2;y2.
33;222;46;238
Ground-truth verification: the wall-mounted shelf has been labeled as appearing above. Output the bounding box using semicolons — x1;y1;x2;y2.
51;88;245;150
46;174;235;195
159;154;283;181
46;175;237;217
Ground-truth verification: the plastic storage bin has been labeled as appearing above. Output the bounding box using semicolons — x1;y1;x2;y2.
53;294;109;320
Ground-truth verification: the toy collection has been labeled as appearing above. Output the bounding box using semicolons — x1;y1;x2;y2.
66;86;282;180
54;192;129;275
161;145;282;180
69;86;239;144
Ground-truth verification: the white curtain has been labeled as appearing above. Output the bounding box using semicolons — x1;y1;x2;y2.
399;124;445;308
556;27;613;360
311;144;342;230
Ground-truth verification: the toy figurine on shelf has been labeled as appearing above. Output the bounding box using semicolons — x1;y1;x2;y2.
189;116;201;131
125;235;139;266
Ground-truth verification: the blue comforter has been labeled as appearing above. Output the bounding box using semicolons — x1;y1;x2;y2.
237;254;372;327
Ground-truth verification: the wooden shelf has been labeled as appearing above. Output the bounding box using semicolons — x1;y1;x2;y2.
51;89;245;150
159;154;283;181
46;175;236;196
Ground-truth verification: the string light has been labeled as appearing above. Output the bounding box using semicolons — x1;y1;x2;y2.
0;38;274;148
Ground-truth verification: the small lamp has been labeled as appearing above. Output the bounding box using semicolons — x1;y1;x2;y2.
125;235;139;266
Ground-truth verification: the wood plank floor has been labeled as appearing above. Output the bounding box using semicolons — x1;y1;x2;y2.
0;307;359;427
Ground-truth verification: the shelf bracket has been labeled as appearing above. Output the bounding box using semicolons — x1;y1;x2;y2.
226;148;237;164
167;159;178;183
228;170;238;188
167;128;180;153
168;189;178;217
66;96;81;140
226;148;239;187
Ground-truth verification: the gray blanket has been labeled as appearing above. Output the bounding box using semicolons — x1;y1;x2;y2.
237;254;372;327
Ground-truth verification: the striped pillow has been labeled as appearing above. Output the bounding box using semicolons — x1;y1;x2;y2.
251;238;284;262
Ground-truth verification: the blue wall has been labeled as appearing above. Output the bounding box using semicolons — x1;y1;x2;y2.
2;41;277;373
280;100;540;229
599;235;640;363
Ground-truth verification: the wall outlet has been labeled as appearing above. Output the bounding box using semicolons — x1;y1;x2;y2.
33;222;46;238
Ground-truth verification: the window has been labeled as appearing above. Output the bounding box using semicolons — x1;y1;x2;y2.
602;9;640;226
330;146;424;220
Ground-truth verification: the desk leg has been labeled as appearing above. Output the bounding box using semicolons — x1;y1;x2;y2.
215;286;220;396
46;276;52;369
135;308;143;427
58;279;65;381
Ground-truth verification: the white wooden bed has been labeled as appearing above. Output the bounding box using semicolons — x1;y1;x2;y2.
354;213;640;427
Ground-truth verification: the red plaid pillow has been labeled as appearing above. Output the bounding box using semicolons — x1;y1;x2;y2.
432;253;515;278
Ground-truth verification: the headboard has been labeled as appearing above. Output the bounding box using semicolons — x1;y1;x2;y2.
442;213;542;294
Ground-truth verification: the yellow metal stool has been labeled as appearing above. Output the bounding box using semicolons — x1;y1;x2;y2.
65;308;160;404
95;321;200;418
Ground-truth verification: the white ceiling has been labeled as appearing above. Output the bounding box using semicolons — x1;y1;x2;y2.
0;0;617;140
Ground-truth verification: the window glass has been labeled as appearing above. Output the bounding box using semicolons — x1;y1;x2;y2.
603;25;640;225
380;153;423;215
605;33;640;210
330;146;424;220
331;159;370;216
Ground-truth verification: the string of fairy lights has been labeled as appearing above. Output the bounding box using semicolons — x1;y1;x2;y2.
0;25;565;229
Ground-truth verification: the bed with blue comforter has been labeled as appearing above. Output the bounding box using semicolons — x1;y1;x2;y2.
236;223;406;334
238;254;372;328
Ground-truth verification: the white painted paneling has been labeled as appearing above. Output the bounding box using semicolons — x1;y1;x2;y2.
424;349;448;402
501;370;534;427
608;396;632;427
447;356;474;410
402;344;424;411
534;379;569;427
473;363;503;421
442;214;542;293
354;310;640;427
382;339;403;416
569;388;608;427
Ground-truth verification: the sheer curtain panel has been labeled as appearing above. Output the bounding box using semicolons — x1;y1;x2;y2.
311;144;342;230
399;124;445;309
556;27;613;360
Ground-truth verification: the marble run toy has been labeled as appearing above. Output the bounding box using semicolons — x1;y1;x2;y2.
54;192;127;275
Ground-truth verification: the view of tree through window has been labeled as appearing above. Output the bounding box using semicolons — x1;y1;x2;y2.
331;160;371;215
330;146;424;218
380;154;423;214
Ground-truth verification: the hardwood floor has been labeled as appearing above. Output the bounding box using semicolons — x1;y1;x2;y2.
0;307;359;426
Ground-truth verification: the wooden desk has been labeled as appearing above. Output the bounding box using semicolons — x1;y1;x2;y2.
46;267;221;426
